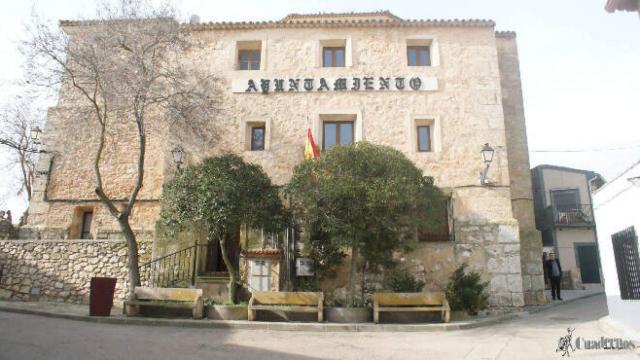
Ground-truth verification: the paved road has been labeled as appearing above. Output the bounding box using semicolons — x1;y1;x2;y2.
0;294;636;359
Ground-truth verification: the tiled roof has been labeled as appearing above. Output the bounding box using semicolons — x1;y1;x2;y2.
281;10;403;22
242;248;282;256
495;31;517;38
60;11;496;30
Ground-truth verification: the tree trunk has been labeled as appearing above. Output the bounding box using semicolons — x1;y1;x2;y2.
218;231;239;304
118;216;140;300
347;244;359;307
360;260;367;305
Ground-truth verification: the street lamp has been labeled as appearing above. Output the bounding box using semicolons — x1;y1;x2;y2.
480;143;495;185
171;145;184;170
0;126;46;153
30;126;42;144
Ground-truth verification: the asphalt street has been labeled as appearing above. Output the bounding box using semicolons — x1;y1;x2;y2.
0;294;636;359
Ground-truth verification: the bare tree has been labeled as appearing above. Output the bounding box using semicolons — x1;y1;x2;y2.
0;97;44;204
23;0;218;298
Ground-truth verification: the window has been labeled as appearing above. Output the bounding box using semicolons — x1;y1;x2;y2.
417;126;431;152
250;126;265;151
612;227;640;300
80;211;93;239
551;189;579;212
323;121;353;150
236;40;262;70
323;47;345;67
407;46;430;66
238;50;260;70
249;260;271;292
244;121;268;151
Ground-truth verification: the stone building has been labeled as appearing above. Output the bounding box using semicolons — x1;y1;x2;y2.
19;11;545;307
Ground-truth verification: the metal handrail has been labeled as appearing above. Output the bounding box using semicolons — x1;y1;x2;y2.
139;243;204;288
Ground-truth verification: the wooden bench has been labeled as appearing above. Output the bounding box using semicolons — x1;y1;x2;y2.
124;287;204;319
248;291;323;322
373;292;450;323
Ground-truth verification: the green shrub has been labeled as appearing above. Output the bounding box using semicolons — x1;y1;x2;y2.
445;264;489;315
384;268;426;293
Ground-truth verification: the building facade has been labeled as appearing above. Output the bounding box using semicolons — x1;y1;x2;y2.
593;161;640;329
21;11;545;307
531;165;603;290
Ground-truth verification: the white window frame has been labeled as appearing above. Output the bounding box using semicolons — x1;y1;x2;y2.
249;259;271;292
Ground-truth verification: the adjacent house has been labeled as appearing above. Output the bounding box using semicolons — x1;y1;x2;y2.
531;165;604;289
593;160;640;329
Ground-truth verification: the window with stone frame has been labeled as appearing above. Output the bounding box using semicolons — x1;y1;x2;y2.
80;211;93;239
236;41;262;70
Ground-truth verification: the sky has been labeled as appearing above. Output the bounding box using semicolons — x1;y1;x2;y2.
0;0;638;221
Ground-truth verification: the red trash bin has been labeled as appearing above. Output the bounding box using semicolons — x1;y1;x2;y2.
89;277;117;316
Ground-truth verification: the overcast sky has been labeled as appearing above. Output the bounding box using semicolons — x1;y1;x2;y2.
0;0;639;219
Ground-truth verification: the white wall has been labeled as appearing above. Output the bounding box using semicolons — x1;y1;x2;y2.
593;161;640;329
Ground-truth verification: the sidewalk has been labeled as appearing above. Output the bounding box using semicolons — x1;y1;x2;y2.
0;289;604;332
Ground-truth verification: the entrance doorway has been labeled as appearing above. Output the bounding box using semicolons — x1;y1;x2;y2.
204;233;240;276
576;244;601;284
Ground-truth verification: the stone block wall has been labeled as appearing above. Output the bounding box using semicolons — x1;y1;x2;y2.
496;32;546;305
404;220;525;308
0;240;152;303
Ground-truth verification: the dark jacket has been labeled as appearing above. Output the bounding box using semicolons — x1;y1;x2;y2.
544;258;562;279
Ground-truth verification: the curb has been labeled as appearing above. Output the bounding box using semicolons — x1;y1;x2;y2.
0;292;603;332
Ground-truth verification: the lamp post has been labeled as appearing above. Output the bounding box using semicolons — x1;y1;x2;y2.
171;145;184;170
479;143;495;185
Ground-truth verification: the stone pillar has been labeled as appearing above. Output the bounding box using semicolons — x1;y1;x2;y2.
496;32;546;305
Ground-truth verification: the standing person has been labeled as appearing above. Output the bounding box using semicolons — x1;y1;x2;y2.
545;252;563;301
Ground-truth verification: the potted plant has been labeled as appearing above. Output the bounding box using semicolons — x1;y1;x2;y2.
287;143;446;323
206;298;249;321
445;264;489;321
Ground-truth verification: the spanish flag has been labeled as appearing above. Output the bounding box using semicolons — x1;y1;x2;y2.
304;128;320;160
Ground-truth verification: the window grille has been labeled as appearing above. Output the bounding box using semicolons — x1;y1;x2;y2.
612;226;640;300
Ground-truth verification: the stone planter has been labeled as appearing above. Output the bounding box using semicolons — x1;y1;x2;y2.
324;307;372;323
207;304;248;321
450;310;472;321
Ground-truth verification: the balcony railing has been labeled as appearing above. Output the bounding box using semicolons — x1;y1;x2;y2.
547;204;594;226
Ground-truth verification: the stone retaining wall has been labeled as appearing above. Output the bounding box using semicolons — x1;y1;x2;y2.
0;240;152;303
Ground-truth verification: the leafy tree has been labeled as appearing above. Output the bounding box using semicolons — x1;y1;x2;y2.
160;154;288;303
287;142;445;307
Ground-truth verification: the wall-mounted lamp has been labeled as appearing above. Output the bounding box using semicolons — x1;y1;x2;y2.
30;126;42;144
171;145;184;170
479;143;495;185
